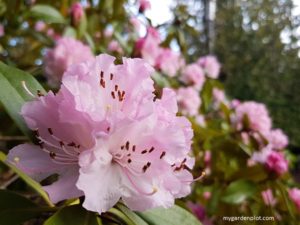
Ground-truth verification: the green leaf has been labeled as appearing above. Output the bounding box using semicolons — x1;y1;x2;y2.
63;26;77;38
29;4;66;24
44;205;102;225
116;204;148;225
0;190;53;225
137;205;202;225
0;62;45;137
221;179;257;204
0;152;53;207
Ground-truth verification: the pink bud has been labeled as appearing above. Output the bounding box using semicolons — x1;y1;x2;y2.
70;2;84;26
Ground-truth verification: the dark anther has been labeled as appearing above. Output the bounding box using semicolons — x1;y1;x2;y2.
49;152;56;159
121;145;124;150
34;129;39;137
142;165;148;173
115;85;118;91
107;127;110;132
149;147;155;153
141;150;147;154
100;71;104;78
146;162;151;167
110;73;114;80
67;142;76;147
48;128;53;135
182;158;187;164
128;159;132;163
160;151;166;159
111;91;115;99
125;141;130;150
59;141;64;147
38;142;44;149
100;79;106;88
132;145;136;152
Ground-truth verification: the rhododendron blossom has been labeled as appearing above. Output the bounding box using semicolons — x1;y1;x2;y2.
156;48;185;77
135;27;161;66
197;55;221;79
233;101;272;134
267;129;289;150
176;87;201;116
181;63;205;90
43;37;93;86
7;54;195;214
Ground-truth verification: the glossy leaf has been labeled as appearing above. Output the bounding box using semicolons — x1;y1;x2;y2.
221;179;257;204
29;4;66;24
0;190;52;225
116;204;148;225
44;205;102;225
0;62;46;137
137;205;202;225
0;151;53;206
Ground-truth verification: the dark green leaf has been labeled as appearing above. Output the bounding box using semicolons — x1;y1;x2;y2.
44;205;102;225
137;205;202;225
0;190;51;225
221;179;257;204
0;62;45;136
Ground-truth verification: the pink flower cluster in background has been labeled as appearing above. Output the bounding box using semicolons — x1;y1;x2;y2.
43;37;93;87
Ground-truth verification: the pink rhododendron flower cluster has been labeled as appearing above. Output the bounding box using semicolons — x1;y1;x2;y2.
267;129;289;150
8;54;195;213
156;48;185;77
233;101;272;134
135;27;184;77
43;37;93;87
197;55;221;79
289;188;300;212
181;63;205;90
176;87;201;116
251;146;288;175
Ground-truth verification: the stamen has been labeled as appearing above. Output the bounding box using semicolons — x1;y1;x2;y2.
125;141;130;150
48;128;53;135
49;151;56;159
141;150;147;154
122;168;157;196
100;79;106;88
121;145;124;150
128;159;132;163
21;81;36;98
100;71;104;78
115;85;118;91
160;151;166;159
111;91;116;99
182;171;206;183
149;147;155;153
132;145;136;152
110;73;114;80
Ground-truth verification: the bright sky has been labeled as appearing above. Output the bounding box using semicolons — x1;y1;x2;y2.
145;0;173;26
